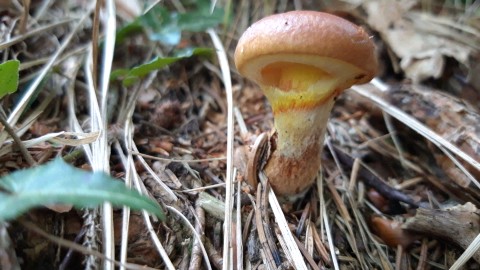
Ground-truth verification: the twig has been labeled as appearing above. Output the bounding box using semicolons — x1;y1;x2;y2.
403;203;480;264
382;112;407;168
262;188;282;266
19;0;30;33
132;151;226;163
310;220;331;266
0;112;36;166
332;145;419;208
394;245;404;270
255;184;277;269
59;227;87;270
415;238;428;270
188;200;207;270
325;172;352;223
205;237;223;269
296;202;310;237
242;206;254;244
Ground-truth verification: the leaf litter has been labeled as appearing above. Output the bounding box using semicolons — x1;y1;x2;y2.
0;0;480;269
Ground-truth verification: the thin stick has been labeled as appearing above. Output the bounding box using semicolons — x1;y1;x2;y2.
180;183;226;193
132;151;225;163
189;200;207;270
310;220;331;265
19;0;30;33
0;113;36;166
0;19;74;50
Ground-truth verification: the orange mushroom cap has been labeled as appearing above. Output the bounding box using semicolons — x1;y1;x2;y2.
234;10;377;91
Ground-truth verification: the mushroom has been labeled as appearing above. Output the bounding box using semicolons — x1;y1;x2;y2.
234;11;378;196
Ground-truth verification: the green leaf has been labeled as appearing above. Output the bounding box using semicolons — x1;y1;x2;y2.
116;0;224;47
116;20;143;44
0;158;165;221
177;1;224;32
140;6;181;46
0;60;20;99
113;47;212;87
110;68;130;81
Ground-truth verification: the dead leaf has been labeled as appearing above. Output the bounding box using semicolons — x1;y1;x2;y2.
364;0;475;82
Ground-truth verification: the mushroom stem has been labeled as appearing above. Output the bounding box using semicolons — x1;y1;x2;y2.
265;99;335;195
261;65;339;195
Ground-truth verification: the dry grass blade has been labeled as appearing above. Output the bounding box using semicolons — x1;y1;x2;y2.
0;12;90;148
115;140;132;270
0;94;54;160
352;79;480;184
119;139;173;267
0;19;74;50
134;170;175;269
292;235;320;270
310;220;331;265
132;143;177;202
258;172;309;270
166;206;212;270
0;131;99;157
317;174;340;270
450;233;480;270
90;0;117;267
142;209;175;270
236;179;244;270
3;16;88;127
205;28;235;270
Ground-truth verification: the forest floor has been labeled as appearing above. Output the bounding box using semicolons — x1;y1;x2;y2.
1;0;480;269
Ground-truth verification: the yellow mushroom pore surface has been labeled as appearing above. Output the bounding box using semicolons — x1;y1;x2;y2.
260;62;338;114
